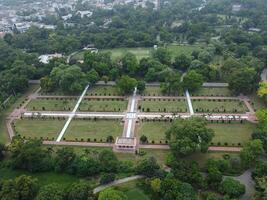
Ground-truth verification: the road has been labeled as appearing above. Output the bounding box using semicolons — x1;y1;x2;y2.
261;68;267;82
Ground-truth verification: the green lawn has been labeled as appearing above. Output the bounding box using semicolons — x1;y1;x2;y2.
192;100;248;113
0;168;97;189
27;99;77;111
87;86;120;96
0;84;40;144
14;119;65;140
114;180;150;200
142;86;183;96
139;99;188;112
101;47;152;61
137;121;172;144
191;87;232;97
167;44;202;59
207;122;256;146
63;119;123;142
79;99;128;112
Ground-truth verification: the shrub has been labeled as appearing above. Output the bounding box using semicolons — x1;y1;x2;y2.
100;173;115;185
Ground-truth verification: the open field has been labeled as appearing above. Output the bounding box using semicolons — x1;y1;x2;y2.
87;86;120;96
167;44;202;58
27;99;77;111
191;87;232;97
114;180;150;200
137;121;172;143
139;99;188;112
14;119;65;140
192;99;248;113
63;119;123;142
207;122;256;146
79;99;128;112
0;84;40;144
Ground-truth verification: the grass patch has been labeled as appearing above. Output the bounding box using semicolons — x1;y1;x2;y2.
137;121;171;144
167;44;202;59
0;84;40;144
142;86;163;96
101;47;152;61
249;94;266;111
79;99;128;112
14;118;66;140
192;99;248;113
114;180;150;200
27;99;77;111
208;122;256;146
64;119;123;142
191;87;232;97
87;86;120;96
139;99;187;112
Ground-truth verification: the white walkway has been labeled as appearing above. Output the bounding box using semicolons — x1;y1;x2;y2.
185;90;194;116
125;87;137;138
56;85;89;142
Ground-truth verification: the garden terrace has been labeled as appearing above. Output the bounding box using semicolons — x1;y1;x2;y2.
138;98;188;113
190;87;232;97
142;86;183;96
63;119;123;143
79;99;128;112
27;99;77;111
13;118;66;141
87;85;120;96
192;99;249;113
208;121;256;147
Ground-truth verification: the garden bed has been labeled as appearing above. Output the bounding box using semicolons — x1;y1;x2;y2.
79;99;128;112
191;87;232;97
27;99;77;111
87;86;120;96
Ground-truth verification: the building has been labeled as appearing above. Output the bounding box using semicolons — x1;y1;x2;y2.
114;137;137;152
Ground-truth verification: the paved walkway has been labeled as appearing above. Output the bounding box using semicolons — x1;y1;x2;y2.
261;68;267;82
56;85;89;142
185;90;194;115
93;175;144;194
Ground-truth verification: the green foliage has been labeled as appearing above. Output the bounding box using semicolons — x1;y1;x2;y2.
100;173;116;185
54;147;76;173
240;139;264;168
152;48;172;66
135;157;160;177
160;72;182;95
183;70;204;91
0;175;38;200
166;117;214;157
116;75;137;95
219;178;245;198
98;188;128;200
173;54;191;71
36;183;65;200
67;181;93;200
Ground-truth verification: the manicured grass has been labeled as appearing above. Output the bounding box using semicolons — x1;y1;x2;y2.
27;99;77;111
114;180;150;200
191;87;232;97
63;119;123;142
0;84;40;144
101;47;152;61
14;119;66;140
87;86;120;96
137;121;172;144
79;99;128;112
0;168;97;189
139;99;188;112
192;99;248;113
142;86;183;96
207;122;256;146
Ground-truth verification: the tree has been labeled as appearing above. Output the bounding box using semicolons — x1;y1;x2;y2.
160;176;198;200
256;109;267;130
122;52;138;76
40;76;55;92
160;72;182;95
0;175;38;200
116;75;137;95
173;54;191;71
152;48;172;66
135;157;160;177
182;70;203;91
67;181;93;200
140;135;148;144
137;81;146;93
150;178;161;193
219;178;245;198
36;183;65;200
99;150;119;173
228;67;257;95
240;139;264;168
100;173;116;185
54;147;76;172
206;167;223;190
166;118;214;157
252;130;267;151
0;143;5;160
98;188;128;200
257;82;267;103
198;51;212;64
87;69;100;85
254;176;267;199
